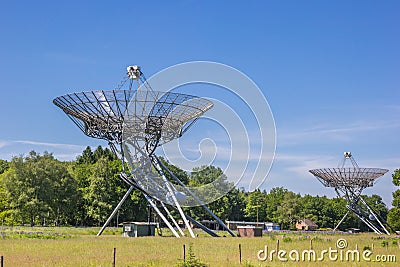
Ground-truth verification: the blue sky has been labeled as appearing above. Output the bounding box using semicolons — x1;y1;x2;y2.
0;1;399;206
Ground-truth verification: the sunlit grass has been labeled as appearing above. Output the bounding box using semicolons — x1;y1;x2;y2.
0;227;399;266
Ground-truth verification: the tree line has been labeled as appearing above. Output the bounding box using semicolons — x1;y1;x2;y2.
0;146;398;232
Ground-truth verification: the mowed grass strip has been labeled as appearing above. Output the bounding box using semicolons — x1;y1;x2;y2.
0;228;399;266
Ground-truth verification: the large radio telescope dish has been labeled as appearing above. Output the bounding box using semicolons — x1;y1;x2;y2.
53;90;134;143
53;65;235;238
121;89;214;206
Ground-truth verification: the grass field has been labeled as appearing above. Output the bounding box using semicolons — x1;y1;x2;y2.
0;227;399;266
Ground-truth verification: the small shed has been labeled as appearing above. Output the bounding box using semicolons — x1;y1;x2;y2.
296;219;318;231
122;222;158;237
237;226;263;237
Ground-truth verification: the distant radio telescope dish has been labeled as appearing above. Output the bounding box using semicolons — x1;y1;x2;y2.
309;152;393;235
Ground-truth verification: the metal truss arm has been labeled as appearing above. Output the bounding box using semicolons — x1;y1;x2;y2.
155;156;236;237
152;159;196;238
334;210;349;231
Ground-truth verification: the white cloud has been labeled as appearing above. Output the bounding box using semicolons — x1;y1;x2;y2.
0;141;11;149
0;139;86;161
278;118;400;146
14;140;84;150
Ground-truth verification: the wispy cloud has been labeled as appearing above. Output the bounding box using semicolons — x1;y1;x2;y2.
0;141;11;149
278;118;400;145
0;139;86;161
14;140;84;150
274;152;399;175
273;152;335;176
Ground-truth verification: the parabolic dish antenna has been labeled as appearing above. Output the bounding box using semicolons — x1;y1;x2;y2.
309;152;393;234
53;90;134;143
53;65;235;238
121;89;215;205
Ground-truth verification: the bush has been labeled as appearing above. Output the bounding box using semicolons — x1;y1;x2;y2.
282;237;292;242
381;240;389;247
177;243;208;267
363;246;371;251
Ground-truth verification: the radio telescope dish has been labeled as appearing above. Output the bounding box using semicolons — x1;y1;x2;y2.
53;65;235;238
53;90;134;143
309;152;393;234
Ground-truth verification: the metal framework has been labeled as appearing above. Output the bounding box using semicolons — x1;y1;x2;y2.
309;152;393;234
53;65;235;237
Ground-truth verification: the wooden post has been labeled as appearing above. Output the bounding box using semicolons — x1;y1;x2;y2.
276;239;280;252
310;239;313;250
183;244;186;263
1;255;3;267
239;244;242;264
112;247;116;267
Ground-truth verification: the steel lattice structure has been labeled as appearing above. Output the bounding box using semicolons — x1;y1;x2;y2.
53;90;134;143
309;152;393;234
53;66;235;238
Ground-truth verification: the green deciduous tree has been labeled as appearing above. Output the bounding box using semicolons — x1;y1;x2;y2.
0;160;9;174
244;189;267;222
275;191;301;230
265;187;287;222
159;157;189;185
0;146;393;230
0;151;79;226
84;157;122;225
388;169;400;230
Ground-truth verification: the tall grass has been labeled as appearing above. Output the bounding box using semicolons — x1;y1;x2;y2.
0;227;398;266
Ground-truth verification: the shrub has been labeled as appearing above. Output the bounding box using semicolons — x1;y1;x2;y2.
381;240;389;247
177;243;208;267
282;237;292;242
363;246;371;251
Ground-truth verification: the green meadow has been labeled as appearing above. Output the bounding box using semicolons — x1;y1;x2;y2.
0;227;399;266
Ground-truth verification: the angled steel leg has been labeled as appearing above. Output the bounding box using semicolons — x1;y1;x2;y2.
97;185;134;236
98;173;181;238
152;160;196;238
144;195;181;238
347;204;382;234
155;156;236;237
120;173;181;238
334;210;349;231
160;201;185;236
184;213;219;237
359;196;390;235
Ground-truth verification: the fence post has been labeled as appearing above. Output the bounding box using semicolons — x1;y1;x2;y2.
112;247;116;267
1;255;3;267
239;244;242;264
183;244;186;263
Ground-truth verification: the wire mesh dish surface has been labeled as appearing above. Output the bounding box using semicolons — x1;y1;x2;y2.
309;167;389;188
